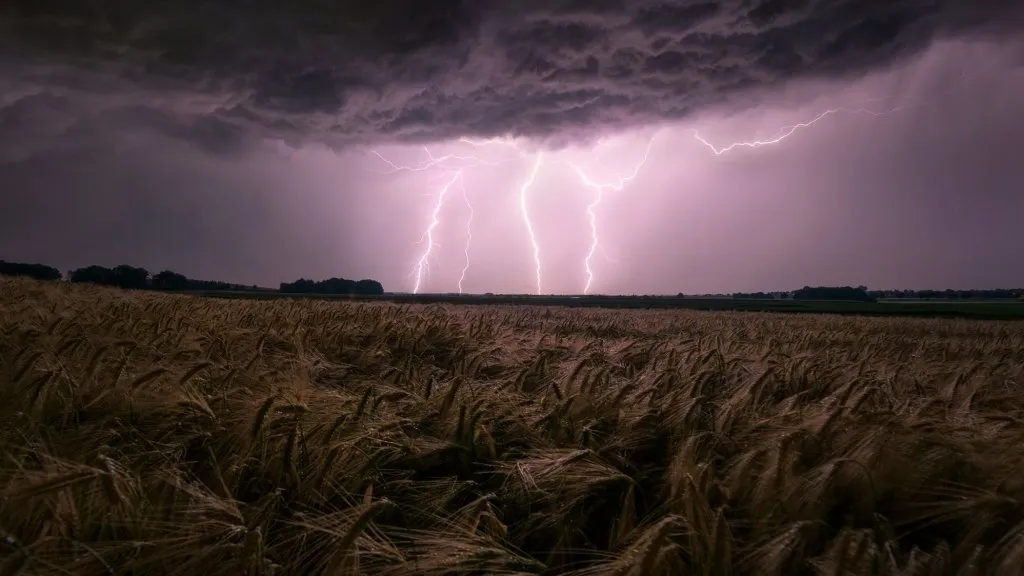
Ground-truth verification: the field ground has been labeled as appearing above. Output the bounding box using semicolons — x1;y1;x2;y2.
195;290;1024;320
3;277;1024;574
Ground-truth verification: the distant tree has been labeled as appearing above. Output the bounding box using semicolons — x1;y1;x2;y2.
792;286;874;302
733;292;773;300
111;265;150;289
70;265;116;286
10;258;381;296
152;270;190;291
319;277;357;294
280;276;384;295
150;270;263;292
0;260;62;281
280;278;316;293
68;264;149;289
355;279;384;295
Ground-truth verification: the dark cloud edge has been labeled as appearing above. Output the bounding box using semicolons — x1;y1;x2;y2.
0;0;1022;155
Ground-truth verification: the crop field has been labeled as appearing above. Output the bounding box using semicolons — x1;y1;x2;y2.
3;277;1024;575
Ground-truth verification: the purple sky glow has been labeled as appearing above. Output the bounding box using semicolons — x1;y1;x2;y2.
1;2;1022;294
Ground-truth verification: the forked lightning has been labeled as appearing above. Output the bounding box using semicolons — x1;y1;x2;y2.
371;104;900;294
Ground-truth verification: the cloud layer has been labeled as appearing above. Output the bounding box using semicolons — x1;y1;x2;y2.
3;0;1022;153
2;2;1023;294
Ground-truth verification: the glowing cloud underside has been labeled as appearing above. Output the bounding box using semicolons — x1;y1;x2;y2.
370;104;904;295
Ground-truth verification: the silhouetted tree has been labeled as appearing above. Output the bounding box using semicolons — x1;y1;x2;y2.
152;270;190;291
5;258;376;296
355;279;384;295
70;265;116;286
792;286;875;302
319;277;357;294
0;260;62;281
150;270;266;292
69;264;149;289
111;265;149;289
733;292;774;299
280;278;316;293
280;276;384;295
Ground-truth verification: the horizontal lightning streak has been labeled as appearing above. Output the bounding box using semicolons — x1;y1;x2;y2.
693;106;901;154
458;137;526;152
371;148;508;173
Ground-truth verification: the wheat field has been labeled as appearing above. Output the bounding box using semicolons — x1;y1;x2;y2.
2;277;1024;575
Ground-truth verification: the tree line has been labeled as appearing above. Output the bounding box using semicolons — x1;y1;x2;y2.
279;277;384;295
734;286;1023;301
731;286;876;301
0;260;384;295
868;288;1023;300
0;260;62;282
2;259;1020;300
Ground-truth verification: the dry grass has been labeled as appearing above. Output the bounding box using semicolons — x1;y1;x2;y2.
1;277;1024;575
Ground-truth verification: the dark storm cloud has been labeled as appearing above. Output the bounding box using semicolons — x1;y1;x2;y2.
1;0;1021;153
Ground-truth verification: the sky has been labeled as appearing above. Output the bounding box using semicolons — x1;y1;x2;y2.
1;1;1023;295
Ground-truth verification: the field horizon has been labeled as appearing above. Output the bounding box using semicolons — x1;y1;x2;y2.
2;277;1024;574
194;290;1024;321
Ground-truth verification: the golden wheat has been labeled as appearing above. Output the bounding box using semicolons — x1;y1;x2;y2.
1;276;1023;575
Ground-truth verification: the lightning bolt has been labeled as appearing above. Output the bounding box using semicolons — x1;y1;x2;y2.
370;147;507;173
567;135;657;294
369;101;908;295
372;142;523;293
457;176;473;295
692;106;901;155
519;153;545;295
460;137;550;295
410;170;462;294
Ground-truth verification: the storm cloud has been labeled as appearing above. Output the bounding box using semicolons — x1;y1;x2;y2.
1;1;1023;294
2;0;1022;154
